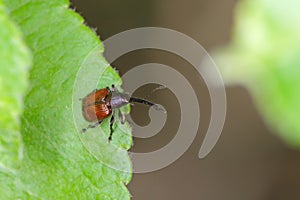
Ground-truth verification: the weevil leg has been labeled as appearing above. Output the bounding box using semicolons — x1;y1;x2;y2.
81;121;102;133
108;115;115;141
118;110;126;124
111;84;116;92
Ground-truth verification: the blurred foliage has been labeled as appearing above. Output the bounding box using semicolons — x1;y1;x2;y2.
0;0;31;198
0;0;132;199
0;0;31;170
213;0;300;147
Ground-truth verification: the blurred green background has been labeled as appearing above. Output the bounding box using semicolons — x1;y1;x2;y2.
214;0;300;148
73;0;300;199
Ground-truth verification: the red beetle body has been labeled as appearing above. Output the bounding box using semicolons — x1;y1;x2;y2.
82;88;112;122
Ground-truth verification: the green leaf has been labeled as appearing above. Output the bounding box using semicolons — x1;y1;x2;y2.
213;0;300;147
0;0;31;198
0;0;31;170
1;0;133;199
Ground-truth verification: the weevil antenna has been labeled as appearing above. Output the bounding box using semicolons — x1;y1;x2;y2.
129;97;166;113
129;97;155;106
144;85;167;99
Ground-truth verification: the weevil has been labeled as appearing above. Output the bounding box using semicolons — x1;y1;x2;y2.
80;85;162;140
